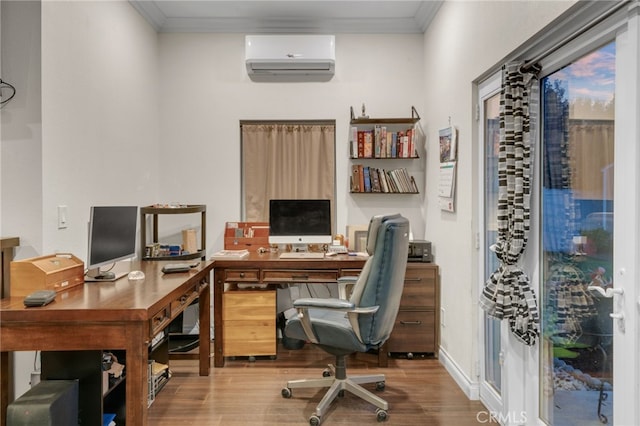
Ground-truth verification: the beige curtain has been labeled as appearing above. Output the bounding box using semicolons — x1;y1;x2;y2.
242;123;335;222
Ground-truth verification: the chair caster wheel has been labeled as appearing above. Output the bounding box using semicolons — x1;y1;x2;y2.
281;388;292;398
322;368;332;377
407;352;414;359
309;414;321;425
376;381;385;391
248;356;256;362
376;408;388;422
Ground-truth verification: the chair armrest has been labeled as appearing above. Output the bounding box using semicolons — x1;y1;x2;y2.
292;298;379;344
293;297;379;314
337;276;358;300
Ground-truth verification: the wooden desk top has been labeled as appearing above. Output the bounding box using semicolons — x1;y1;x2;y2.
0;260;214;323
211;251;368;268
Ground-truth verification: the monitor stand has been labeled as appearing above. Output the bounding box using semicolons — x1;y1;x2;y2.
291;243;308;252
85;268;127;282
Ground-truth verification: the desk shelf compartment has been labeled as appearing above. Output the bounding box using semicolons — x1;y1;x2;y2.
140;205;206;261
41;350;127;426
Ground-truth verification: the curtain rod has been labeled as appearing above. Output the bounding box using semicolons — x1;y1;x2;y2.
520;0;631;73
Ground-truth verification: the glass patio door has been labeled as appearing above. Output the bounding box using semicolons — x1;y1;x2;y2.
539;22;639;425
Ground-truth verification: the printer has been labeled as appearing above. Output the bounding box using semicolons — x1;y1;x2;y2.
408;240;432;262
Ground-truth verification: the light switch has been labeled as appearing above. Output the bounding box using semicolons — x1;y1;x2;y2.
58;205;68;229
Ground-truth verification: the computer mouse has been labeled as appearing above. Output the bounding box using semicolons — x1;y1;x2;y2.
127;270;145;280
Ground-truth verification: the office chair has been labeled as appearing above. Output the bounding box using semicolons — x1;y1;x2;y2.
281;214;410;425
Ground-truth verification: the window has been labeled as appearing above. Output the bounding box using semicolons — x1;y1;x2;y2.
240;121;336;224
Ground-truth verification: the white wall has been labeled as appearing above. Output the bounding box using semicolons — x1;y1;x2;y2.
157;33;427;251
421;0;575;390
1;0;42;259
40;0;161;257
1;0;160;397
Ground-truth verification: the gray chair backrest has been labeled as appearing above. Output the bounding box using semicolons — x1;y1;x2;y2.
349;214;410;346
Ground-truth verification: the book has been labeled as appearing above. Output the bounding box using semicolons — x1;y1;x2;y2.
357;130;365;158
350;126;358;158
211;249;249;260
351;164;361;192
363;130;373;158
363;167;372;192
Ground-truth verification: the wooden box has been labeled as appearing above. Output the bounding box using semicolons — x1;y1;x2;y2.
10;253;84;297
222;290;276;357
224;222;270;252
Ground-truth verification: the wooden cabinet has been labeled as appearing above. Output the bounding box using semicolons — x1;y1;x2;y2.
223;290;276;359
349;106;421;194
140;205;206;261
387;263;440;358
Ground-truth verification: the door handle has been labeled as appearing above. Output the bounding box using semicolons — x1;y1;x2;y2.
588;286;625;331
587;286;623;298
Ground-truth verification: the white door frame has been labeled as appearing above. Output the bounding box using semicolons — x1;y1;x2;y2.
477;71;504;417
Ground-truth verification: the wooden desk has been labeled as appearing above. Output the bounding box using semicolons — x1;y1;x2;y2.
213;252;375;368
0;260;212;426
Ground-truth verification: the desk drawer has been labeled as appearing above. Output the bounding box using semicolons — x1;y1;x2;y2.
150;305;172;336
223;291;275;320
401;268;437;308
340;268;362;278
224;268;260;283
387;311;436;353
262;269;338;283
400;281;436;308
170;283;200;315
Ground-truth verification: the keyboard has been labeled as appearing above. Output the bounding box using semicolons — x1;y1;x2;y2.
279;252;326;259
327;244;349;254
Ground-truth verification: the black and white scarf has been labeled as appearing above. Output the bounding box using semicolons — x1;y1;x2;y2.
479;62;540;346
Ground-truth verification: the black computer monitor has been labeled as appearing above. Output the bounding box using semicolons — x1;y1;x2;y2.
86;206;138;281
268;199;332;247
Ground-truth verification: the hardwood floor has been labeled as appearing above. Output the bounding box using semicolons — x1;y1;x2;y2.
148;342;486;425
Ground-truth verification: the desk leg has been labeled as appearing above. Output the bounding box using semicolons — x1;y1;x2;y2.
213;269;225;367
198;283;210;376
378;342;388;368
1;351;11;426
126;323;148;425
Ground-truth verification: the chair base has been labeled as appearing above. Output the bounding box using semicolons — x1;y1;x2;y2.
283;357;388;424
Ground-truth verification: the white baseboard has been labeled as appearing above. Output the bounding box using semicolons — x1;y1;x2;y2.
438;347;480;400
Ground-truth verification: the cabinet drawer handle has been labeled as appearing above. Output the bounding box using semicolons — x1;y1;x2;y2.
180;296;188;304
404;277;422;282
291;274;309;280
400;320;422;325
239;272;245;278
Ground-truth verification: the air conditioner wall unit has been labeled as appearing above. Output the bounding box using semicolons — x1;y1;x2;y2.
245;35;335;82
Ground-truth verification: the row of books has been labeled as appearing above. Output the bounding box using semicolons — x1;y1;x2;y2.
351;165;419;193
349;125;417;159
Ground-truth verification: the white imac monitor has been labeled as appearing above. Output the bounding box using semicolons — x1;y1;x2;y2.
268;199;332;248
86;206;138;281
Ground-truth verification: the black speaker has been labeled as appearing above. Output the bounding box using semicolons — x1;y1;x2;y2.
7;380;78;426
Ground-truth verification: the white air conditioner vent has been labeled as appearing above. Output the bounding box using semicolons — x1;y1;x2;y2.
245;35;335;82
